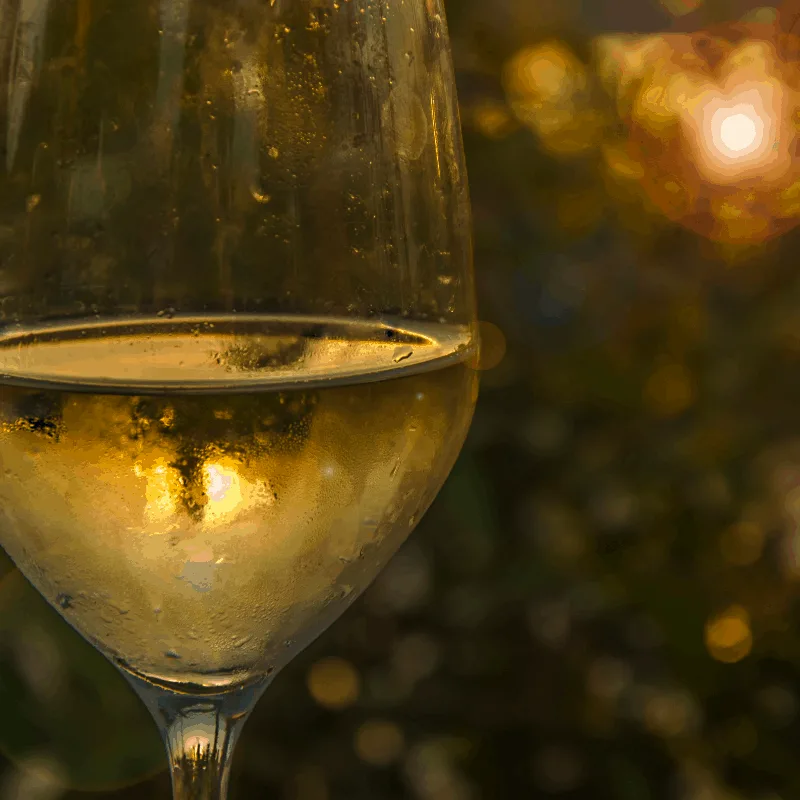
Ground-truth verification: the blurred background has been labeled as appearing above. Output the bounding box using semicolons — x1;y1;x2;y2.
5;0;800;797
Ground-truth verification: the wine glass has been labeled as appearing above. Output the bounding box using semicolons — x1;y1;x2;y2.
0;0;476;796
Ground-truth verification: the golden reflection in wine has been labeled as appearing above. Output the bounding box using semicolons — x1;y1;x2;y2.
137;457;264;527
135;460;181;524
0;316;477;692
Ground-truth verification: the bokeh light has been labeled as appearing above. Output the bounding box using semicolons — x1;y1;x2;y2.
1;756;64;800
503;42;605;156
717;109;759;154
203;460;243;520
469;321;507;372
644;361;695;417
307;657;361;710
720;521;765;566
470;102;518;139
354;720;406;766
532;746;584;793
597;25;800;244
705;606;753;663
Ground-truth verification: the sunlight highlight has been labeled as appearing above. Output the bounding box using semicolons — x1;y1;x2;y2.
687;84;783;185
202;458;274;525
716;109;760;155
597;29;800;244
204;461;244;522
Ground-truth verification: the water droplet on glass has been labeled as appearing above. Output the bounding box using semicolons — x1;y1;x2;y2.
393;346;413;363
26;194;41;212
268;146;280;159
165;649;182;659
250;187;272;204
56;594;72;610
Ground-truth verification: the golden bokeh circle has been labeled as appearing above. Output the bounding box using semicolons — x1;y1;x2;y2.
705;605;753;664
307;657;361;710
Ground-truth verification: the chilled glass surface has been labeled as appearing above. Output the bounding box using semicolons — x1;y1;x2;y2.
0;0;476;795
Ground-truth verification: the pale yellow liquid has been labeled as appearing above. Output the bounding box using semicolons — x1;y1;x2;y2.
0;316;476;692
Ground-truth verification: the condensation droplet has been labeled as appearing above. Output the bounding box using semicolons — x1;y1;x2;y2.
56;594;72;610
393;346;413;363
251;187;272;204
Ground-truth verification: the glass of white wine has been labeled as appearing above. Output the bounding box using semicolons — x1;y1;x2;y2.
0;0;476;796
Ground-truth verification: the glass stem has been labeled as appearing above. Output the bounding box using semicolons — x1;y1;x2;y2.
127;674;269;800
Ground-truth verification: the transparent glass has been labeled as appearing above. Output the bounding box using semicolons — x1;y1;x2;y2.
0;0;477;797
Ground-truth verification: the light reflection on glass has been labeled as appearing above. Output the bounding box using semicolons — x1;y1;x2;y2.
203;458;273;525
134;456;273;529
134;459;180;524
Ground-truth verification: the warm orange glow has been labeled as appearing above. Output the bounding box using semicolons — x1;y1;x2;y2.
598;25;800;244
681;43;795;187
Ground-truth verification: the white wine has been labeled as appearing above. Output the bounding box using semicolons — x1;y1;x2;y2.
0;316;476;692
